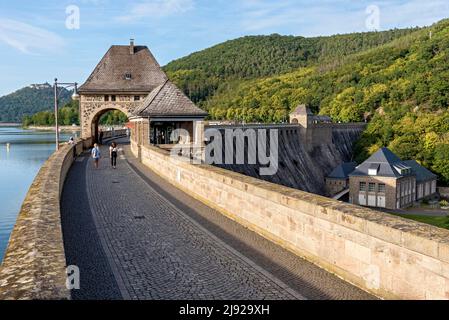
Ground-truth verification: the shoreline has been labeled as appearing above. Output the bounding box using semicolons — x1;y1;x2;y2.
26;125;81;132
25;125;127;132
0;123;21;127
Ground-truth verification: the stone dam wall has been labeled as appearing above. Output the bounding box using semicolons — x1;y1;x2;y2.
207;123;365;195
1;126;448;300
133;141;449;300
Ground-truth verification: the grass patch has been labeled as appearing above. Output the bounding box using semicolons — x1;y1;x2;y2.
392;214;449;230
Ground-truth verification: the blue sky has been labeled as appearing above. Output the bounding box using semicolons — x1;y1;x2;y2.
0;0;448;96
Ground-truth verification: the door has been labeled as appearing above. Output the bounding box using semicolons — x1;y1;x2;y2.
359;194;367;206
377;196;386;208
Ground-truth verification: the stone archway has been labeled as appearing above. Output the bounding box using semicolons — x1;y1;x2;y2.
80;95;139;139
81;101;134;143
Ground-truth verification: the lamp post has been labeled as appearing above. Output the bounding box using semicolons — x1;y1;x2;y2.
53;78;80;150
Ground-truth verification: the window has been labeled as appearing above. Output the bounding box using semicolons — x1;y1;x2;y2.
368;164;380;176
111;95;116;102
378;184;386;193
368;183;376;192
134;96;141;101
125;73;132;80
359;182;366;192
104;95;109;102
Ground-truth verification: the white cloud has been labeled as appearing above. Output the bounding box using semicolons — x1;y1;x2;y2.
0;19;65;54
117;0;194;22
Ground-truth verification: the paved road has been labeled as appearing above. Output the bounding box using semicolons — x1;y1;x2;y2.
61;138;375;300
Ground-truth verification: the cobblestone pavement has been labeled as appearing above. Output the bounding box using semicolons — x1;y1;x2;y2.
61;138;376;300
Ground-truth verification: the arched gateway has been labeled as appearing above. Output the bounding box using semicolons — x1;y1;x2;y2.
78;40;207;147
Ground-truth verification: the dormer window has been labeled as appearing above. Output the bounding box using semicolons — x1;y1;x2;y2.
394;163;411;176
368;163;380;176
125;73;132;80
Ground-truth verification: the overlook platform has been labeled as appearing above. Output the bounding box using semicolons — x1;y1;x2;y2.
60;137;374;300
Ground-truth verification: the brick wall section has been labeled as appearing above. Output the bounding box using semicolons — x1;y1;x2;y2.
133;141;449;300
349;176;398;209
0;140;86;300
325;178;348;196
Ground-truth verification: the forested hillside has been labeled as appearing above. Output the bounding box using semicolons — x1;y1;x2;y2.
0;84;71;122
169;19;449;184
164;28;417;103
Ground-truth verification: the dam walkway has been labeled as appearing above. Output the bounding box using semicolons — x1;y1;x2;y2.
60;137;374;300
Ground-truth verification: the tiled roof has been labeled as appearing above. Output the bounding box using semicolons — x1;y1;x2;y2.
134;80;208;118
350;147;407;178
291;104;313;116
79;45;168;93
314;115;332;122
350;147;436;181
403;160;438;183
327;162;357;179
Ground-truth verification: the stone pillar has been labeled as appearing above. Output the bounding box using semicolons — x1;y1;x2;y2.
142;118;150;146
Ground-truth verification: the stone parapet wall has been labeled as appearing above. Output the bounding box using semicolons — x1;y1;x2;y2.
331;123;367;130
133;144;449;300
102;129;128;141
0;140;86;300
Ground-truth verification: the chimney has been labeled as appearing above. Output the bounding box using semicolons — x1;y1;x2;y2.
130;39;135;55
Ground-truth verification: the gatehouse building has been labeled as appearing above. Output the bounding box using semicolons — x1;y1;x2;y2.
78;40;207;153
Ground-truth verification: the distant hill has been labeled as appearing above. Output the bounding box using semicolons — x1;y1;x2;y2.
0;83;71;123
164;28;418;103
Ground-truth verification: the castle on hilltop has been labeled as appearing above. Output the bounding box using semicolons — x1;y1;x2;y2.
28;83;51;90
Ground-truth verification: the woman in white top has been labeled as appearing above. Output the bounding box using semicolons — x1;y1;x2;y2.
109;142;118;169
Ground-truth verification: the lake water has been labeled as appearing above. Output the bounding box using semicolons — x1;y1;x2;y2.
0;127;77;263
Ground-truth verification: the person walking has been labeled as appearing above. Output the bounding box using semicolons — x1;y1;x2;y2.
91;143;101;169
68;137;75;145
109;142;118;169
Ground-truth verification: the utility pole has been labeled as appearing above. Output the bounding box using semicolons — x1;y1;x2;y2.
54;78;59;150
53;79;79;151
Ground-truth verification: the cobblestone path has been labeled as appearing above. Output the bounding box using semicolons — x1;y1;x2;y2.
61;139;375;300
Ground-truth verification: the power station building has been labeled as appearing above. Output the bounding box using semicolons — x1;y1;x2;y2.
348;148;438;210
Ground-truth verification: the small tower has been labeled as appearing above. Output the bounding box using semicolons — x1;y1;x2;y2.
290;104;313;129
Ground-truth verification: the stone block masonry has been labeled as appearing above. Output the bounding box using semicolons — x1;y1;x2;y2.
133;140;449;300
0;140;86;299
